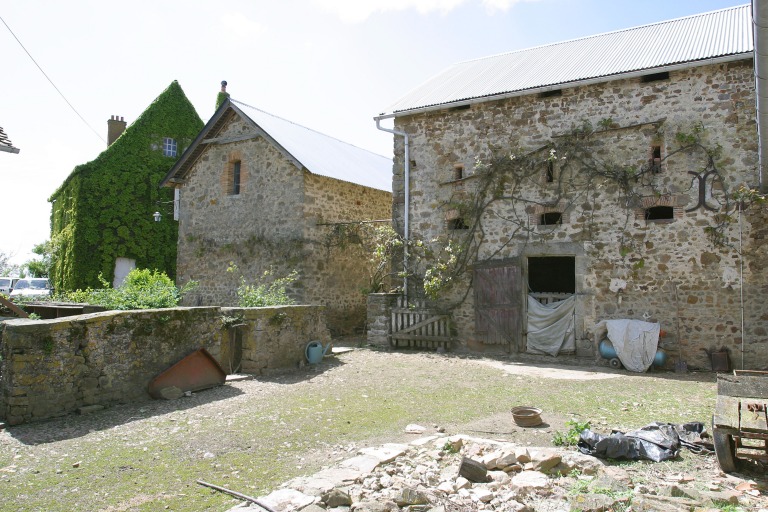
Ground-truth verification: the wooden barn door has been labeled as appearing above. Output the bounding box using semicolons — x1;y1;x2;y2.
474;260;522;351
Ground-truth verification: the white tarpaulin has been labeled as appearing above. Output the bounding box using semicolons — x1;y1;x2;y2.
526;295;575;356
595;319;660;372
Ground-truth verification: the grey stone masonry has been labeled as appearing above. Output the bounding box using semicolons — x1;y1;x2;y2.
0;305;330;425
388;60;768;369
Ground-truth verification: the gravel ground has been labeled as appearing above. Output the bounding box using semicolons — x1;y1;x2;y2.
0;343;765;511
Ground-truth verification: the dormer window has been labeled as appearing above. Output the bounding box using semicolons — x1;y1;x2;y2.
162;138;178;157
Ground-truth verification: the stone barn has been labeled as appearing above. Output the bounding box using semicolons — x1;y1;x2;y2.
161;97;392;335
375;5;768;370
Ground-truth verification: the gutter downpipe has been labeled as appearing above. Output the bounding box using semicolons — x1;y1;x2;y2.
754;0;768;192
375;117;410;302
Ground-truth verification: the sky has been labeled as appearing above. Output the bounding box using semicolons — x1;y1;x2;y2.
0;0;747;266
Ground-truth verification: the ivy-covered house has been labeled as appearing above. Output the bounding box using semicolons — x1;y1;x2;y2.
160;96;392;335
376;5;768;369
49;80;203;291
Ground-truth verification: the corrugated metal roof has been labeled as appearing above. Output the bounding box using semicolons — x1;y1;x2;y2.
232;100;392;192
0;126;20;154
380;4;753;117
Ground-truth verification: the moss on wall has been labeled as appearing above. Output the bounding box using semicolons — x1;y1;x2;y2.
49;81;204;291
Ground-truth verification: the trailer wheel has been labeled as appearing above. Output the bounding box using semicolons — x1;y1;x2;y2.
609;358;622;369
713;429;737;473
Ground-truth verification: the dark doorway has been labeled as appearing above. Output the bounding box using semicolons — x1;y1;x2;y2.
528;257;575;294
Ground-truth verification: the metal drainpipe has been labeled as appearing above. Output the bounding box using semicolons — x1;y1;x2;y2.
754;0;768;191
375;118;410;301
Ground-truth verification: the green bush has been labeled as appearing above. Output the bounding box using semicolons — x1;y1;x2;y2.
552;419;591;446
235;268;298;307
60;268;196;310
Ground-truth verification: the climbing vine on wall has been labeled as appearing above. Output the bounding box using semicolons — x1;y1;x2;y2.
383;121;762;307
49;81;204;292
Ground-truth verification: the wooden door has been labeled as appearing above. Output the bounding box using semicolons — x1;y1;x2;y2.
474;260;522;351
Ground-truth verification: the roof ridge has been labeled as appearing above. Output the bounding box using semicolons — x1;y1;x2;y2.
231;99;388;159
457;3;749;66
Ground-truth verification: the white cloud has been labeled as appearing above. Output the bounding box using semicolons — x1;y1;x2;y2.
214;13;266;43
312;0;540;23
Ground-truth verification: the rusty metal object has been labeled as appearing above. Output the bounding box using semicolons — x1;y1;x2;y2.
511;406;543;427
148;348;226;399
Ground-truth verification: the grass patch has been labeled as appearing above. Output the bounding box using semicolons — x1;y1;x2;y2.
0;350;718;511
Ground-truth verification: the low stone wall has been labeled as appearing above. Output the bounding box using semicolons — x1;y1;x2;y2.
0;305;330;425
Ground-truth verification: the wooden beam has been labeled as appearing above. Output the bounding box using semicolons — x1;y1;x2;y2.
0;296;28;318
718;372;768;399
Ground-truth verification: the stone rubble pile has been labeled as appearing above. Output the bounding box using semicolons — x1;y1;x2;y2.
230;433;767;512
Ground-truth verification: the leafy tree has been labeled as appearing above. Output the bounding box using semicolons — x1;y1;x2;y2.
0;251;22;277
24;240;56;278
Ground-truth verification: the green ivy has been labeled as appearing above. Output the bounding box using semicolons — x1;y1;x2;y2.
49;81;204;292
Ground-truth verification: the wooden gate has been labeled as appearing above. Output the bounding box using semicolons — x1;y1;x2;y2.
474;259;522;351
390;296;453;349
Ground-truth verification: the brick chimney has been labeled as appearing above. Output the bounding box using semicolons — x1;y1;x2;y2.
107;115;127;146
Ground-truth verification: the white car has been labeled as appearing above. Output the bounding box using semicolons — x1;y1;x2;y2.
10;278;52;299
0;277;20;295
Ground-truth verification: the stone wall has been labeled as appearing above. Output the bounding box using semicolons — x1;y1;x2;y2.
176;113;392;335
303;174;392;334
390;60;768;369
0;305;330;425
366;293;400;347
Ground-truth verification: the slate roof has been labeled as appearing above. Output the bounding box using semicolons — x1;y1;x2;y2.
0;126;20;154
379;4;753;118
162;98;392;192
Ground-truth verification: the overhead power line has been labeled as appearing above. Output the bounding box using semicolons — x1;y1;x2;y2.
0;15;106;144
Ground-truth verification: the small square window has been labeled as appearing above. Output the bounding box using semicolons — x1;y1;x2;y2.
449;217;469;230
162;138;177;157
645;206;673;221
649;145;662;174
453;164;464;181
540;212;562;225
641;71;669;83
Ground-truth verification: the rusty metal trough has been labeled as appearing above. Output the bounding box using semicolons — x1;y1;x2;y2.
148;348;227;399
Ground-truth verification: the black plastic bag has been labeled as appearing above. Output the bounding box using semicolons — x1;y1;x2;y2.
577;422;707;462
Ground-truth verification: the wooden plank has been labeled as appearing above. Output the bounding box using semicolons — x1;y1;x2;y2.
391;334;453;342
395;315;449;334
0;296;28;318
718;372;768;399
714;396;741;429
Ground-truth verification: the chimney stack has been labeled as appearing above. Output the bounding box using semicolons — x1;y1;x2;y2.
107;115;127;146
216;80;230;110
